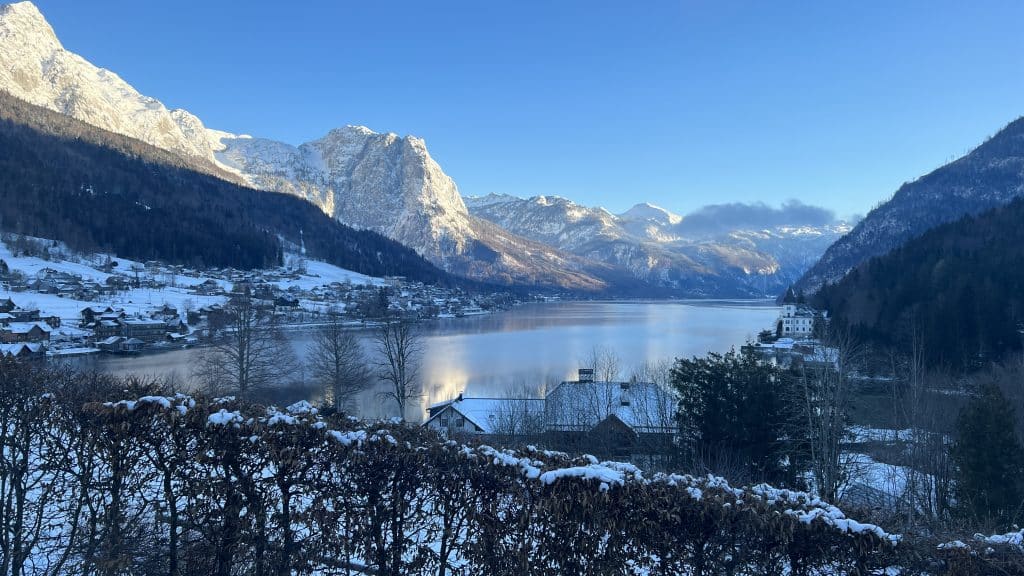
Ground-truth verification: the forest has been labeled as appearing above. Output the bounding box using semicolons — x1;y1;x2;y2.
814;196;1024;371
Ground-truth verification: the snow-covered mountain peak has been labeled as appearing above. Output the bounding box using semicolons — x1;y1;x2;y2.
0;1;218;163
0;2;57;47
619;202;683;226
463;193;522;209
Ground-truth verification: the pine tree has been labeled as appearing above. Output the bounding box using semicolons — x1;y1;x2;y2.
952;383;1024;526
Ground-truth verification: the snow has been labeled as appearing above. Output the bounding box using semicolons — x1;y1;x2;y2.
540;465;627;492
208;409;244;427
978;528;1024;548
328;429;367;447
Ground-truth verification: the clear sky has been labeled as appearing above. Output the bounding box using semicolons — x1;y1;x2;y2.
30;0;1024;218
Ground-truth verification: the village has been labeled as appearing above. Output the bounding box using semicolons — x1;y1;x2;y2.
0;235;526;359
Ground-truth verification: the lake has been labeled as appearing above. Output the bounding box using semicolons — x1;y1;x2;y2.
66;300;779;420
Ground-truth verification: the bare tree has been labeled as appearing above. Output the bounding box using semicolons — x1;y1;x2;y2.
374;319;423;420
797;326;863;502
191;292;296;397
307;313;371;413
587;345;621;383
491;381;546;444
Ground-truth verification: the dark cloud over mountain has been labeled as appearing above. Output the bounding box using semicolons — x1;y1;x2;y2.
675;200;838;237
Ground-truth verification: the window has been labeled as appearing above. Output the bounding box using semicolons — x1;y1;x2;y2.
440;418;449;427
457;417;466;427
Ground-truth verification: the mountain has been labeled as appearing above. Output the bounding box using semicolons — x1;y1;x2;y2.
0;1;845;296
815;195;1024;370
0;1;612;290
465;194;848;297
0;88;453;284
618;202;683;241
796;117;1024;293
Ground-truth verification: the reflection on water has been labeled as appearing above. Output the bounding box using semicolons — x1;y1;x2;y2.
66;301;778;420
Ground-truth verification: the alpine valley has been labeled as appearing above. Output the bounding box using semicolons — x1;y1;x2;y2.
0;1;848;297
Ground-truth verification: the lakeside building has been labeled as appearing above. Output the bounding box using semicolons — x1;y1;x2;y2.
424;369;676;458
775;303;826;338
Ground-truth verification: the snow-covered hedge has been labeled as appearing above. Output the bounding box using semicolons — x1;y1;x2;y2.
0;362;917;575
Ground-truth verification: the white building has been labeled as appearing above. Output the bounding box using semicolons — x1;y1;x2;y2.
776;304;824;338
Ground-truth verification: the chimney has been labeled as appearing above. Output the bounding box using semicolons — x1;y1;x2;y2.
578;368;594;383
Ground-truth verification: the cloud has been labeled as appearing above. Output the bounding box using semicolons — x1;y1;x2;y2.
675;199;837;237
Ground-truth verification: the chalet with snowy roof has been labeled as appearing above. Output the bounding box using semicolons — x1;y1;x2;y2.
423;369;677;457
0;321;51;343
81;306;118;325
425;394;545;437
0;297;16;313
96;336;144;354
544;369;676;456
0;342;46;360
119;317;168;343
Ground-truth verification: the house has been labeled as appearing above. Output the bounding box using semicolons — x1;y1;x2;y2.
0;342;46;360
775;304;825;338
0;322;51;343
0;297;16;313
194;278;222;295
118;318;167;343
424;394;545;438
96;336;144;354
544;370;676;456
9;307;39;322
421;369;677;457
81;306;117;326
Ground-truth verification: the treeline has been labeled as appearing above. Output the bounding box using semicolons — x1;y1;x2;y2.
814;195;1024;370
0;360;922;576
0;90;451;283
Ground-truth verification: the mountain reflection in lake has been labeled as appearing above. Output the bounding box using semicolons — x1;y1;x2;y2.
67;301;778;421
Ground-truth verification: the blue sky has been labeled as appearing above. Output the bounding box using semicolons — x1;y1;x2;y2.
31;0;1024;219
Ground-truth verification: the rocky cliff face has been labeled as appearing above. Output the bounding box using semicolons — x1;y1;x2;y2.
0;2;216;164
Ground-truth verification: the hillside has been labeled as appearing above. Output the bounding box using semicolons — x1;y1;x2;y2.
0;89;452;284
815;196;1024;369
797;116;1024;293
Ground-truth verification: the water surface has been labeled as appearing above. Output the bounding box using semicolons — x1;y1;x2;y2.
71;300;778;419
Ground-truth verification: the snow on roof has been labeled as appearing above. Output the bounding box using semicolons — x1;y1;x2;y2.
426;397;544;434
545;380;676;432
0;342;43;356
4;321;50;333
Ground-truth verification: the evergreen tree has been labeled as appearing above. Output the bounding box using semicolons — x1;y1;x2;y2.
952;383;1024;526
671;349;802;485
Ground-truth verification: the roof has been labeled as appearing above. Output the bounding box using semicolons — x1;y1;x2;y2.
545;380;676;433
121;318;165;326
0;342;44;356
425;397;544;434
5;322;50;334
